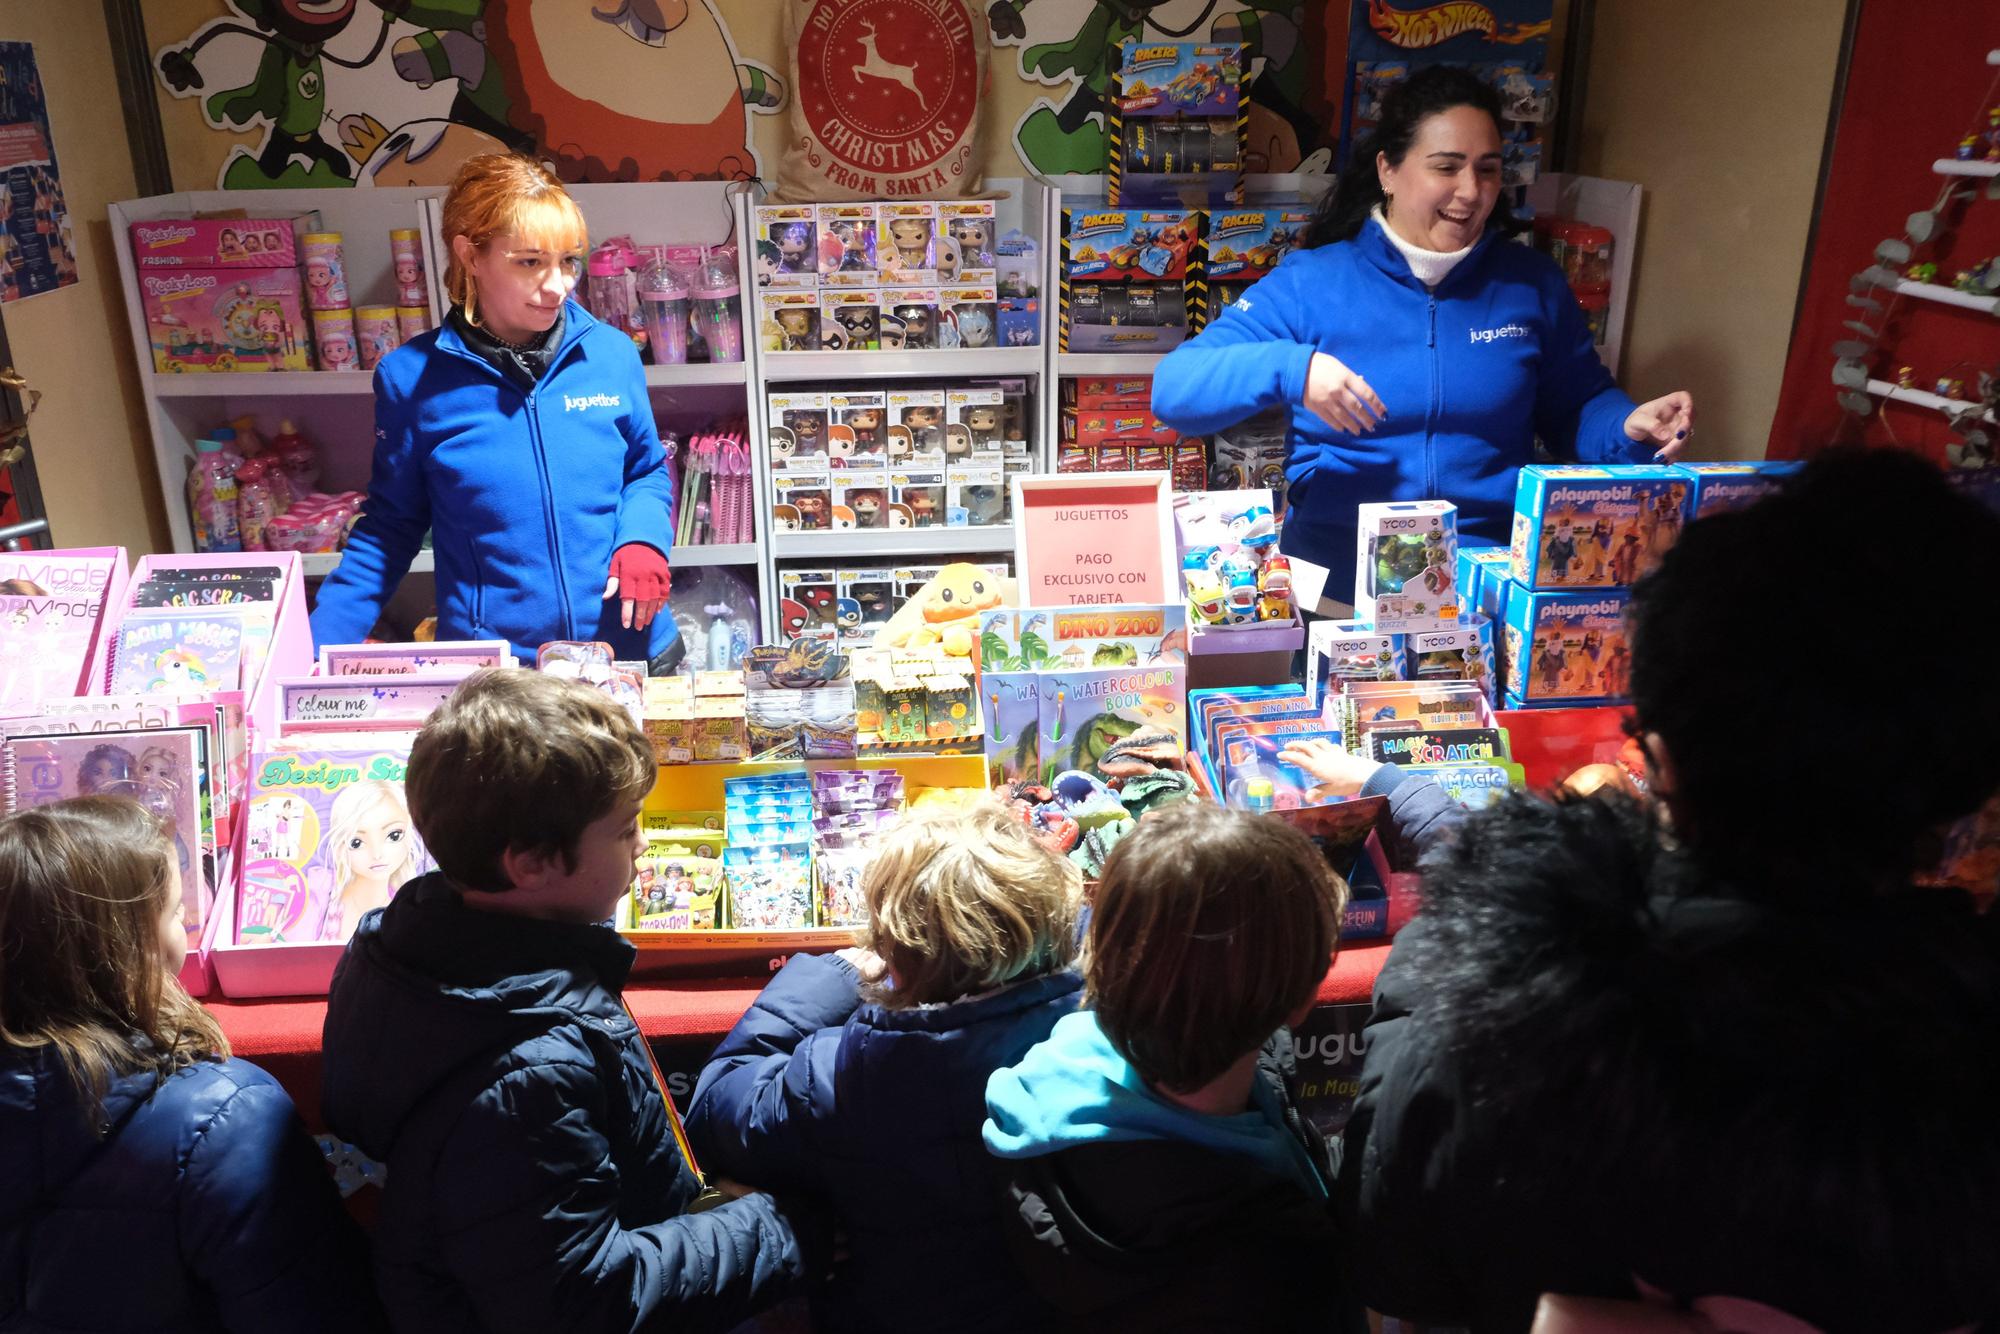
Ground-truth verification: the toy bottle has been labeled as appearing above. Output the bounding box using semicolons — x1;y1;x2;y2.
235;458;277;552
188;437;242;553
230;414;266;459
586;240;639;339
694;247;744;364
271;419;320;494
637;261;692;365
1242;777;1275;814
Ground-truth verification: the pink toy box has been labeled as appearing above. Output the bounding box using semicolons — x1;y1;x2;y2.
140;267;313;373
127;214;318;269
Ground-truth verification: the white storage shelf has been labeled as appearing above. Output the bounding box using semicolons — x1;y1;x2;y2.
771;526;1016;560
152;371;376;398
1056;351;1168;376
1864;378;1997;424
1893;278;2000;315
762;347;1042;382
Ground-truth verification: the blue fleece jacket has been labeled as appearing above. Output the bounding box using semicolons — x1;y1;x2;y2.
984;1010;1328;1201
309;299;677;663
1153;220;1648;598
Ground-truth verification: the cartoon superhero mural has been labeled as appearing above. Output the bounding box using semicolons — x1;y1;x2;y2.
988;1;1324;178
156;0;785;189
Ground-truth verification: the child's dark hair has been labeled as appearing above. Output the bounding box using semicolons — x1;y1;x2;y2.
405;670;654;893
1628;447;2000;894
1086;803;1346;1093
1305;65;1505;248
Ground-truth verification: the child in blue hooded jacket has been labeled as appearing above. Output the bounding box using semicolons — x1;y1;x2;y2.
983;801;1365;1334
688;803;1083;1334
311;154;678;667
1153;67;1694;605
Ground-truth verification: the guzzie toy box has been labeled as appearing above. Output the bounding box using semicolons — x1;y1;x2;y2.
1510;465;1690;590
1354;500;1460;634
1501;588;1632;707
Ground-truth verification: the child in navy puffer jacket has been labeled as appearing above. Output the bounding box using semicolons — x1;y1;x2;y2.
0;798;382;1334
688;803;1083;1334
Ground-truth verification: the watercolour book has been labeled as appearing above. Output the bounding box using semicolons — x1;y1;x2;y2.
106;606;258;695
1;724;216;944
237;746;430;946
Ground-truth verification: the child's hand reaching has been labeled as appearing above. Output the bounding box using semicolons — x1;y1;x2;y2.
835;946;888;985
1278;737;1384;798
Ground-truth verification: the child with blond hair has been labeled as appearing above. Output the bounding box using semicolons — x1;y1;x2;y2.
688;802;1083;1334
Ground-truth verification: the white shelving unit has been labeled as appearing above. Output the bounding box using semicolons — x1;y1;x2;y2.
1893;278;2000;315
300;549;436;579
762;347;1042;383
1056;351;1168;377
771;526;1016;561
1933;159;2000;178
150;371;377;399
1864;378;1997;424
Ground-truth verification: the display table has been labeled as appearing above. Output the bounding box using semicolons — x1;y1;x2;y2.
206;940;1392;1130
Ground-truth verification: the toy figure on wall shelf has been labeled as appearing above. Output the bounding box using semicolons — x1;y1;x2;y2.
1938;378;1966;400
1908;261;1939;284
1898;366;1917;389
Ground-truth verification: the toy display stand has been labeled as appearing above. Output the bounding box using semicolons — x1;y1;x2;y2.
630;752;987;980
1494;704;1634;790
36;546;133;698
1186;615;1303;689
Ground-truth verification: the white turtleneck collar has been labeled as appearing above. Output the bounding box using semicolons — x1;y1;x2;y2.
1371;205;1476;288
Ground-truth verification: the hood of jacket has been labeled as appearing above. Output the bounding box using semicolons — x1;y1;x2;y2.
0;1046;155;1231
321;872;637;1162
985;1010;1325;1199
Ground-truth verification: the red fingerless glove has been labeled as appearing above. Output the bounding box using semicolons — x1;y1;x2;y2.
608;543;670;601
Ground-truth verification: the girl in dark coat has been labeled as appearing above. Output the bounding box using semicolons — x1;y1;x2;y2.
0;797;381;1333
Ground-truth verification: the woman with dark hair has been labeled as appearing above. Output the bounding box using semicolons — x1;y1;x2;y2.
1154;66;1694;608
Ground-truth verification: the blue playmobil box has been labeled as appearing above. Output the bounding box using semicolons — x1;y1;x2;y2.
1510;464;1692;591
1677;460;1802;519
1115;42;1244;119
1501;588;1633;708
1455;547;1513;624
1405;615;1497;704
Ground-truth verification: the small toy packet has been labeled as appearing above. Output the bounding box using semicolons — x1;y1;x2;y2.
1405;760;1525;809
1109;41;1247;206
1062;207;1203;283
630;844;724;931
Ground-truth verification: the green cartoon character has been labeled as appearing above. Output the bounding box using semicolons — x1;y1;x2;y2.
158;0;407;186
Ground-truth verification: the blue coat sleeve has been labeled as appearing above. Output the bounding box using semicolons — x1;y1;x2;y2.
1152;255;1319;436
1360;765;1466;871
686;953;863;1191
178;1070;388;1333
1532;272;1646;464
308;365;432;648
433;1057;807;1334
612;347;675;556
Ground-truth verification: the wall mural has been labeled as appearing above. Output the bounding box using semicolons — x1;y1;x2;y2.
149;0;1324;190
153;0;783;187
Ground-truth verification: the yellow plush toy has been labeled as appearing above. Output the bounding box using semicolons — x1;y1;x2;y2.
872;562;1015;654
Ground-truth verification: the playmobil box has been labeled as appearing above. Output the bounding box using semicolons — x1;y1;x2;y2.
1501;588;1633;708
1404;616;1497;703
1306;619;1403;710
128;214;319;269
1062;207;1203;283
1678;460;1802;518
1355;500;1460;634
1510;464;1691;590
1455;547;1513;624
140;267;312;373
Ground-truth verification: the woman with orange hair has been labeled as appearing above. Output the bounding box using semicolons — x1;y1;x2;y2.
311;154;679;667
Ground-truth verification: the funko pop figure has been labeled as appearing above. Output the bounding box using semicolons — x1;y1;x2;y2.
887;216;933;271
832;304;877;347
794;491;830;530
954;304;995;349
949;217;993;266
902;406;944;452
783;410;826;455
965;405;1003;448
776;222;815;273
906;487;942;526
878;309;908;350
850;489;885;528
846;407;884;450
895;303;935;350
933;235;963;285
774;306;817;351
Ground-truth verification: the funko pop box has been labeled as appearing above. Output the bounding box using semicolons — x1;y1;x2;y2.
1501;588;1633;708
1354;500;1461;634
1510;464;1691;591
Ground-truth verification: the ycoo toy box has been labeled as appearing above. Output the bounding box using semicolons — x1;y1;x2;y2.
1355;500;1460;633
1404;616;1496;704
1510;465;1691;590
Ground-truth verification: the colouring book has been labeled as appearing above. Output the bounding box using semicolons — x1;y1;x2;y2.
238;747;430;946
107;607;255;695
1;725;216;943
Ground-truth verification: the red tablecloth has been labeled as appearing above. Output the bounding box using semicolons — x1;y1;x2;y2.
206;941;1392;1129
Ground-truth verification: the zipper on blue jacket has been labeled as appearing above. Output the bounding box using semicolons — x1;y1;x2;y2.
1426;295;1440;497
522;390;577;640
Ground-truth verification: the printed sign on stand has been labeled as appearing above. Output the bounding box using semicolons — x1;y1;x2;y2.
1011;472;1177;608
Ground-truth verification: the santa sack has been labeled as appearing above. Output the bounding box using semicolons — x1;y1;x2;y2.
775;0;990;202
